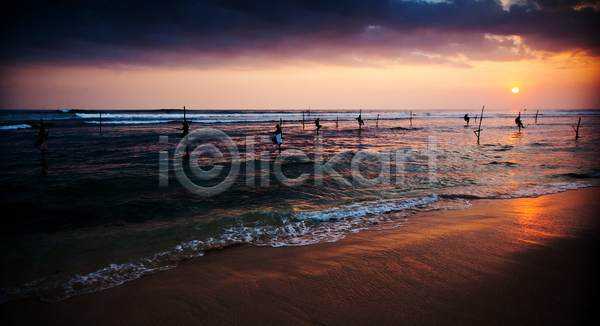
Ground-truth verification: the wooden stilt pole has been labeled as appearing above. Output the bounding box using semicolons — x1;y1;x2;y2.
183;105;189;157
535;110;539;124
572;117;581;140
474;105;485;145
99;111;102;135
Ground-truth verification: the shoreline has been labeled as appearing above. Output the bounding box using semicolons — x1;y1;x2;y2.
2;187;600;325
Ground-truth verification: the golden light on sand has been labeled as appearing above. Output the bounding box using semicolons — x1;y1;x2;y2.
512;87;519;93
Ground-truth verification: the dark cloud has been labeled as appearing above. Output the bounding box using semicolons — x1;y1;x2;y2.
526;0;599;10
1;0;598;67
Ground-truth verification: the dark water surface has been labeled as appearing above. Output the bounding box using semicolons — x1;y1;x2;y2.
1;108;598;303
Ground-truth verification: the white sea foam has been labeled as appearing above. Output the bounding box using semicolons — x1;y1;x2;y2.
0;195;448;303
84;120;172;124
82;118;360;124
67;110;600;123
294;195;439;221
1;180;594;304
216;195;475;248
442;180;596;200
500;181;593;199
0;248;205;304
73;111;597;124
75;112;405;119
0;124;32;130
218;196;445;246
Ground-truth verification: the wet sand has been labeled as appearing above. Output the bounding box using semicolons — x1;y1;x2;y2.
2;187;599;325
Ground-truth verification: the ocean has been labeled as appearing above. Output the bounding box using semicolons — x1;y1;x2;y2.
0;108;599;303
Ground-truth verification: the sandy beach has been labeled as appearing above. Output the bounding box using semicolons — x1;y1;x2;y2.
2;187;599;325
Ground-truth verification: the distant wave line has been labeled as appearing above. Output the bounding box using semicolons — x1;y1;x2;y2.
0;124;32;130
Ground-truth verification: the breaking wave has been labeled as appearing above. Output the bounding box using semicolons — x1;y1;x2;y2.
0;124;32;130
4;179;593;305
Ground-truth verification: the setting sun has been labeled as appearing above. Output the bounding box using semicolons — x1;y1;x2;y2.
512;87;519;93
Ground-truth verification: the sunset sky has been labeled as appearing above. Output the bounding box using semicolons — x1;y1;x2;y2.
1;0;599;110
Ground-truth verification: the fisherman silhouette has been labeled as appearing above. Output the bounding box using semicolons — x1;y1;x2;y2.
515;113;524;131
356;111;364;130
464;113;470;126
270;124;282;153
177;119;190;157
34;118;49;164
177;120;189;137
315;118;322;133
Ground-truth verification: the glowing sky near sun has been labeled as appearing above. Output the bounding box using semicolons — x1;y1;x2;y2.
1;1;599;110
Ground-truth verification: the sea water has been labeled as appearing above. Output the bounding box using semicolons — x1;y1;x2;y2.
0;108;598;303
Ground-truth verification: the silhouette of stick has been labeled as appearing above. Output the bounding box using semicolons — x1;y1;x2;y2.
535;110;539;124
572;117;581;140
183;106;189;157
473;105;484;144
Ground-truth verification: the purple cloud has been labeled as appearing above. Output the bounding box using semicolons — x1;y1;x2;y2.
1;0;598;67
